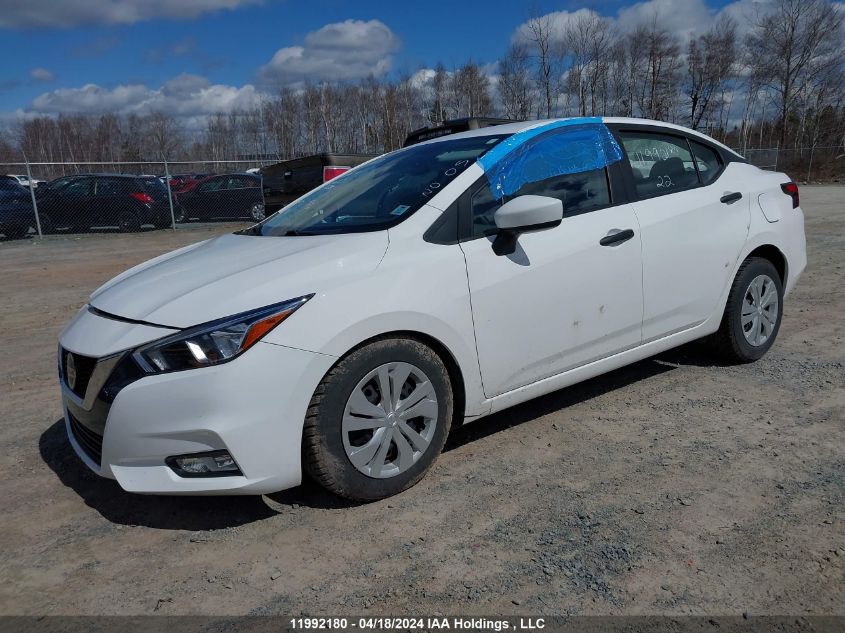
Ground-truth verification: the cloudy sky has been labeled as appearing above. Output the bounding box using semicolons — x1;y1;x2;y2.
0;0;751;121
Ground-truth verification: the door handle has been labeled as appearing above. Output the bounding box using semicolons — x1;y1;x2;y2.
600;228;635;247
720;192;743;204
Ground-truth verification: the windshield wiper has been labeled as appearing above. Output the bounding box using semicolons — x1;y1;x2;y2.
283;229;319;236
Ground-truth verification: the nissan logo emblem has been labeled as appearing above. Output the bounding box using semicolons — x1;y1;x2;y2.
66;353;77;390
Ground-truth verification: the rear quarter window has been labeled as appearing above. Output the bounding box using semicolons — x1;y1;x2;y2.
689;140;723;186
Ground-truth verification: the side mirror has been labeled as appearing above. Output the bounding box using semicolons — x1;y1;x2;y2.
492;195;563;256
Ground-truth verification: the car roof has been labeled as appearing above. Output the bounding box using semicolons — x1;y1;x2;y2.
52;173;145;179
417;116;742;158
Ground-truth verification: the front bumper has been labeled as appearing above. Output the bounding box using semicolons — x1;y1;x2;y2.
59;307;335;495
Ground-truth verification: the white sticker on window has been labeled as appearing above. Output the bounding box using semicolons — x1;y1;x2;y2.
390;205;411;216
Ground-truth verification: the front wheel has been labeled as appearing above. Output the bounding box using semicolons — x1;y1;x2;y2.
303;338;454;501
709;257;783;362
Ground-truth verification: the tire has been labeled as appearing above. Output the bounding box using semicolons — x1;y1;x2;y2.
37;214;55;235
709;257;783;362
249;202;266;222
303;337;454;501
3;225;28;239
118;211;141;233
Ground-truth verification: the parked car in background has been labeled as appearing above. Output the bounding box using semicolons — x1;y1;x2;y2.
403;117;515;147
0;178;35;239
5;174;44;188
56;117;806;500
260;153;375;213
36;174;175;233
169;173;213;193
177;173;264;221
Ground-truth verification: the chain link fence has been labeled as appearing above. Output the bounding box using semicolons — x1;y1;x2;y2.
0;159;279;240
737;146;845;180
2;146;843;241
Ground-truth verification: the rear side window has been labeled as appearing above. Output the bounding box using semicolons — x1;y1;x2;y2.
619;132;698;198
470;167;611;237
142;178;167;192
689;140;723;186
197;178;224;193
94;179;122;196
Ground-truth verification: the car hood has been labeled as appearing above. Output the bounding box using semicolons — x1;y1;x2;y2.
89;231;389;328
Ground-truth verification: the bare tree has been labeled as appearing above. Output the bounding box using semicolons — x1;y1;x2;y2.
498;43;534;120
685;16;737;130
747;0;845;149
451;62;493;118
628;20;682;120
524;12;561;117
566;12;614;116
430;63;449;124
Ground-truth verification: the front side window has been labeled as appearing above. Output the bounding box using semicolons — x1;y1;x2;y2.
470;167;611;238
689;140;723;186
620;132;698;198
62;179;91;197
245;134;507;236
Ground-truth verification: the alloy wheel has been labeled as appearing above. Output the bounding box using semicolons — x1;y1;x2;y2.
250;203;266;221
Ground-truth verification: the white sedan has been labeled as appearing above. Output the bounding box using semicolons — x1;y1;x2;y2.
6;174;39;188
57;117;806;500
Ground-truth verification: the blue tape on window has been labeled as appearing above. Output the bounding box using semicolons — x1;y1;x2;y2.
478;118;624;200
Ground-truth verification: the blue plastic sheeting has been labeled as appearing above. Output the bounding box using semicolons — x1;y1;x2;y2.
478;117;624;200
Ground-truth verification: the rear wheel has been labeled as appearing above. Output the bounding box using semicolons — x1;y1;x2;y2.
709;257;783;362
37;213;55;235
249;202;265;222
118;211;141;233
303;337;453;501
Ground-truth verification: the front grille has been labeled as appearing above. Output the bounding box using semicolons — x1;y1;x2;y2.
62;349;97;399
68;411;103;465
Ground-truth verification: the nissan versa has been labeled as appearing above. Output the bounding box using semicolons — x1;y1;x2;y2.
58;117;806;500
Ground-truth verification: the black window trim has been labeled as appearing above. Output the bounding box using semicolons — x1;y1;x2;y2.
605;123;739;203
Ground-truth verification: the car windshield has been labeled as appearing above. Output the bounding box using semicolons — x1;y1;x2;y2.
242;134;508;236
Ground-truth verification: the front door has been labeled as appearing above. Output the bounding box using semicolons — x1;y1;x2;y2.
460;166;643;398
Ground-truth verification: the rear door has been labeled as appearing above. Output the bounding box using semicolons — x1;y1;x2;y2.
224;176;256;218
613;127;750;341
91;177;127;226
189;176;226;219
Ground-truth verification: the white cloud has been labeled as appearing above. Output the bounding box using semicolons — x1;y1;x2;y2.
616;0;712;37
513;8;603;44
29;74;262;117
0;0;264;28
409;68;436;90
511;0;771;46
30;67;55;82
258;19;400;85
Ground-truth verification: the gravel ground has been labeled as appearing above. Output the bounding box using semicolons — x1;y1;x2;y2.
0;188;842;616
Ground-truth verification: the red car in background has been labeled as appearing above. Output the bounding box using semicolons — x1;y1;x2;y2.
168;174;213;193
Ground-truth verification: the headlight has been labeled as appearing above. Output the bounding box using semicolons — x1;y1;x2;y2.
134;295;312;374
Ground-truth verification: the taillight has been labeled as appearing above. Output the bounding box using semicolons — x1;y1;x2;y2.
323;166;350;182
130;192;153;204
780;182;799;209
